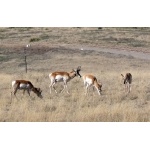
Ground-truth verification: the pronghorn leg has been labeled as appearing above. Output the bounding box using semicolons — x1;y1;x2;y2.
10;91;16;102
85;84;89;96
23;90;25;95
98;90;101;95
13;89;19;100
13;83;20;97
13;88;18;96
84;82;87;95
96;87;101;96
13;88;19;100
61;81;69;94
125;83;127;92
127;83;131;93
27;89;31;96
92;86;95;96
129;84;131;93
52;82;57;93
127;83;129;93
49;82;57;94
25;89;32;100
60;82;66;93
65;84;70;94
11;92;12;100
49;83;52;94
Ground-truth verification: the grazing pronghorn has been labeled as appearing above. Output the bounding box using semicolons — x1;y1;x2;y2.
49;66;82;94
11;80;43;99
121;73;132;93
82;74;102;96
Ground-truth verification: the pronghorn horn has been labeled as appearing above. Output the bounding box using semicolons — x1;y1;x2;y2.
121;74;124;77
77;66;81;71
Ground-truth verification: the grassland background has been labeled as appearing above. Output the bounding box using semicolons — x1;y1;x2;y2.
0;27;150;121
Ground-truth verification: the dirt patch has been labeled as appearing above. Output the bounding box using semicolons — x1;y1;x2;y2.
1;44;150;62
67;45;150;60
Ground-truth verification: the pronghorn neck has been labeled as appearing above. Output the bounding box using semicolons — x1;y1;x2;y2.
31;87;42;98
69;71;76;79
32;87;38;94
93;78;99;88
121;73;132;84
94;80;99;87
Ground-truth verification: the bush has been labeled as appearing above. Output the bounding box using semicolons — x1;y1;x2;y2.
29;38;40;42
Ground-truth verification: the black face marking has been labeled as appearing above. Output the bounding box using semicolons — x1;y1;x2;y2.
76;70;82;78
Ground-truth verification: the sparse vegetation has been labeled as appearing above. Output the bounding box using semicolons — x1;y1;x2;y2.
0;55;10;62
0;27;150;121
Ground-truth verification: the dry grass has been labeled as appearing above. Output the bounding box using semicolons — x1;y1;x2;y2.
1;27;150;52
0;27;150;122
0;69;150;122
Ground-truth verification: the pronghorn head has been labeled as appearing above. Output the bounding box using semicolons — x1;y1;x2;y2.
121;73;132;84
72;66;82;78
98;82;102;92
32;87;43;98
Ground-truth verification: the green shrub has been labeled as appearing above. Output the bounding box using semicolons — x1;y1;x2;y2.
29;38;40;42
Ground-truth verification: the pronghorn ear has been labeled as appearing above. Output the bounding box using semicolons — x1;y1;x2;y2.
121;74;124;77
121;74;124;79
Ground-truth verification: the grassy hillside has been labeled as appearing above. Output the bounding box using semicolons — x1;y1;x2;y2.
0;27;150;121
1;27;150;51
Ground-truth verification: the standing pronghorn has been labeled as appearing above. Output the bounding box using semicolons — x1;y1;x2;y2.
82;74;102;96
11;80;43;99
49;66;82;94
121;73;132;93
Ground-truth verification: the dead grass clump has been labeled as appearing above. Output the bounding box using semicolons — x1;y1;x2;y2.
30;37;40;42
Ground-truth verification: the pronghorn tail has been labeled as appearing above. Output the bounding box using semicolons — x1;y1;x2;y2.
49;73;52;78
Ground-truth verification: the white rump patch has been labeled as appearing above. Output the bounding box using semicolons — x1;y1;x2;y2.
85;78;93;85
12;81;16;87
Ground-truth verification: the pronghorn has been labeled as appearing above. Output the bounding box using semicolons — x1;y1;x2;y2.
82;74;102;96
11;80;43;99
121;73;132;93
49;66;82;94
